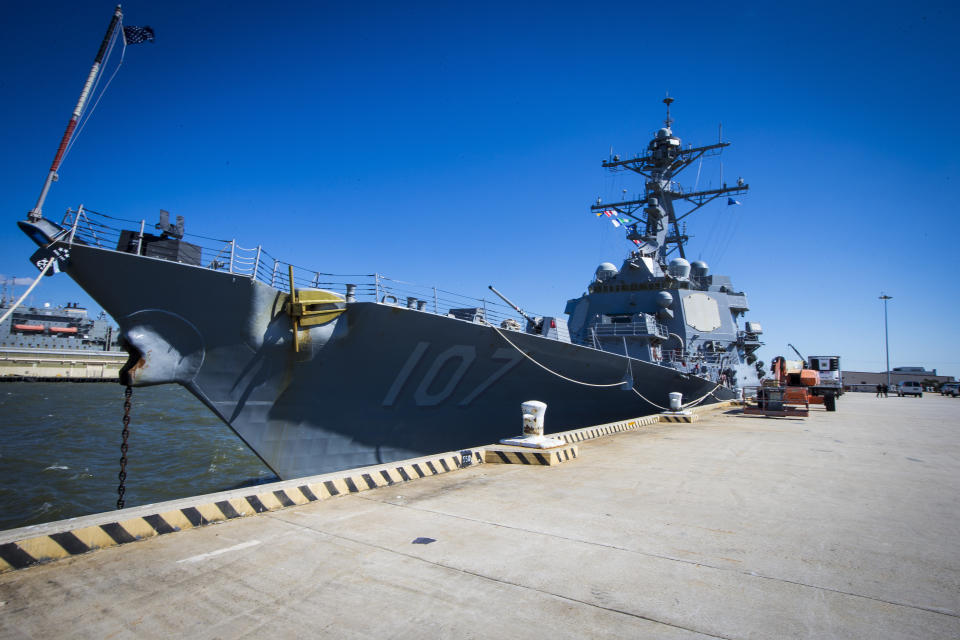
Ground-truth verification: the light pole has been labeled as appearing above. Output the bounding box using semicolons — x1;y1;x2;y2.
879;293;892;388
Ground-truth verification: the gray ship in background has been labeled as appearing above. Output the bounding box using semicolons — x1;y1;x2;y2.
0;281;124;381
0;290;118;353
14;9;763;479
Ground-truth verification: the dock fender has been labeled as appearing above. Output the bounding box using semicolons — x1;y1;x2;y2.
119;309;204;386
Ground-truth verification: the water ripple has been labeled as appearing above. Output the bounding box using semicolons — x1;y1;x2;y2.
0;382;270;530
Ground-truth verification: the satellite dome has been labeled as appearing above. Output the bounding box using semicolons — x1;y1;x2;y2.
690;261;709;277
656;127;672;139
668;258;690;279
595;262;618;281
656;291;673;309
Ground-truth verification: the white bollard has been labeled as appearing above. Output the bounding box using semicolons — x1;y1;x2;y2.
669;392;683;411
521;400;547;436
500;400;564;449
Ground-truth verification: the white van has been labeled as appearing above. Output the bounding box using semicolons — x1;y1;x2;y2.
896;381;923;397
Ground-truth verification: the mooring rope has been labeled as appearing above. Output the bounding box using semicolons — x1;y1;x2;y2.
488;321;730;410
631;381;723;411
488;323;625;388
0;261;54;326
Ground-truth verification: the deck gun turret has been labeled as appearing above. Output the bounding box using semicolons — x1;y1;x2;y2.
487;286;571;342
488;285;542;333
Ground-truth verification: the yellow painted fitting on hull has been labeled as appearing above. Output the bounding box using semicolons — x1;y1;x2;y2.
286;265;346;352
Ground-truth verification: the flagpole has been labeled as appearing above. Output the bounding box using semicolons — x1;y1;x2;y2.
28;5;123;222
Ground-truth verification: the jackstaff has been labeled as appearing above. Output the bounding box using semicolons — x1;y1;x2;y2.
28;5;154;222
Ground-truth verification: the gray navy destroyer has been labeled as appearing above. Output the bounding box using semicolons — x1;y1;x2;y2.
16;9;763;479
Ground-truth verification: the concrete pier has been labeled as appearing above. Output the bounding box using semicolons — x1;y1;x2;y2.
1;393;958;638
0;347;124;381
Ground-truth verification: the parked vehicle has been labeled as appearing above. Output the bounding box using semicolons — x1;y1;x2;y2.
779;345;842;409
896;381;923;397
941;383;959;397
805;354;844;398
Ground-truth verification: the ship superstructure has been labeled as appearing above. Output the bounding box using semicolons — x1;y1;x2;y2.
565;97;763;386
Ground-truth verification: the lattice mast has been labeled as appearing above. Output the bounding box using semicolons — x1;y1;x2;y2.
590;97;749;263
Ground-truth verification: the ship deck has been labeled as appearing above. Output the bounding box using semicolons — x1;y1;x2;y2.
1;393;958;638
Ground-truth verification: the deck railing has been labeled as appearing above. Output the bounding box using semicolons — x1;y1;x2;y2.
588;317;669;340
58;207;530;328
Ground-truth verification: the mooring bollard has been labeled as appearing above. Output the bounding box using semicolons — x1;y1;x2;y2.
661;391;697;421
521;400;547;436
499;400;564;449
669;392;683;411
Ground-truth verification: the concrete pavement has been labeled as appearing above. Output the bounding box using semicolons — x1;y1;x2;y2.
1;393;957;638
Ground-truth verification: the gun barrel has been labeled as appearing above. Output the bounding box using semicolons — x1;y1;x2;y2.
488;285;535;324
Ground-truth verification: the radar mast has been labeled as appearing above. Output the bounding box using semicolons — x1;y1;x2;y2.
591;97;749;264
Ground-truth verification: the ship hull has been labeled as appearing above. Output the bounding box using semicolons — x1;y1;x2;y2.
45;241;734;479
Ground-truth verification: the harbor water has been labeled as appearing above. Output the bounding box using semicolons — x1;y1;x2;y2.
0;382;273;531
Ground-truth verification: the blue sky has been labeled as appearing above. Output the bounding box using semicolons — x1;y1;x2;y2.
2;1;958;377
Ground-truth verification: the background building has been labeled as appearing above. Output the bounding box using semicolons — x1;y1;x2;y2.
842;367;956;392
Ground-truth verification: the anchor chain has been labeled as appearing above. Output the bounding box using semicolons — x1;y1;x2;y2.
117;385;132;509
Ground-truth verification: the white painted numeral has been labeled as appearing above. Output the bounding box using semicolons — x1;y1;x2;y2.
414;345;476;406
383;344;524;407
458;348;523;406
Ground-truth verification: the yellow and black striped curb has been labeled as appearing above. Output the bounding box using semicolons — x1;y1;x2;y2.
0;447;486;574
483;445;579;465
659;413;701;423
694;400;740;412
655;399;738;424
481;413;662;465
554;415;659;443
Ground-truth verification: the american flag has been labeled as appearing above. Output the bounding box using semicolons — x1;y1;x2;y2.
123;26;155;45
